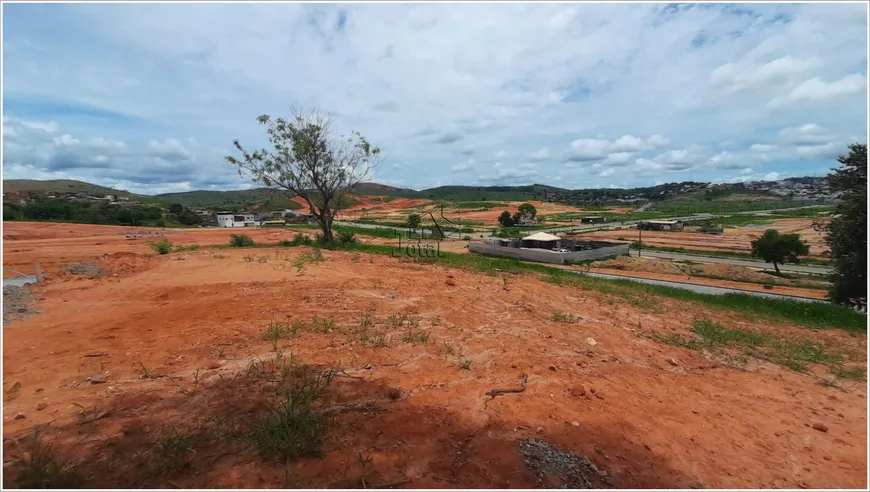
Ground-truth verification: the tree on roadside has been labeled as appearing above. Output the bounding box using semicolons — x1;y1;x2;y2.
497;210;514;227
750;229;809;275
406;213;421;233
226;108;381;242
168;203;184;215
819;143;867;307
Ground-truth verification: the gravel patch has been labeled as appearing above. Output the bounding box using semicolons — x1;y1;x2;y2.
62;261;106;278
2;285;42;324
518;438;610;489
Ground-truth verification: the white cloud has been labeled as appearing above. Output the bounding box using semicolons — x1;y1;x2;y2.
528;147;550;162
451;158;475;172
148;138;193;161
564;134;668;162
710;56;821;94
2;3;867;191
763;172;781;181
768;73;867;108
750;144;777;152
795;142;843;160
778;123;834;146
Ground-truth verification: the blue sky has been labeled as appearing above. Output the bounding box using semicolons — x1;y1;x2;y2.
2;2;867;194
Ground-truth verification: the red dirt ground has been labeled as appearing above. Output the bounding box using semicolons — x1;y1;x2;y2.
576;218;829;259
2;222;867;488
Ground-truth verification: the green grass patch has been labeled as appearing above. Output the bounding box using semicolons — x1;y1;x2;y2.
240;369;334;462
5;430;84;489
653;318;859;377
149;238;173;255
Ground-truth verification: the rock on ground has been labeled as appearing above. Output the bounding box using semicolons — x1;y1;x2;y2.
2;285;41;324
518;438;609;489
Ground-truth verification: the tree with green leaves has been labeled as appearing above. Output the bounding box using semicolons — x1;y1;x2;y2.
497;210;514;227
821;143;866;307
750;229;810;275
516;203;537;223
168;203;184;215
226;108;381;242
406;213;421;232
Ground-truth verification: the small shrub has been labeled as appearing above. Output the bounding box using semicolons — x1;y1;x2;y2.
462;235;472;240
243;254;255;263
441;341;455;356
8;430;83;489
402;325;430;345
263;320;290;342
150;238;173;255
139;362;153;379
241;370;334;462
459;358;472;370
230;234;255;248
187;244;200;251
552;312;579;323
338;231;358;244
153;426;199;471
257;256;269;263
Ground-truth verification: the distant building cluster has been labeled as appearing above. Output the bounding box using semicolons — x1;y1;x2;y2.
3;190;138;206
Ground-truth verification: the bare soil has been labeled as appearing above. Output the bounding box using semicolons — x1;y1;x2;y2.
2;222;867;488
578;218;829;259
588;257;830;298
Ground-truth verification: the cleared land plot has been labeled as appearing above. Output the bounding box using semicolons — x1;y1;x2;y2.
575;218;829;259
2;222;867;489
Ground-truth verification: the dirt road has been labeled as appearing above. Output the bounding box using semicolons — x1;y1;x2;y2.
630;249;832;275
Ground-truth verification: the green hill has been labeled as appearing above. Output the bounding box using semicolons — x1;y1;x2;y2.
154;188;287;208
3;179;140;198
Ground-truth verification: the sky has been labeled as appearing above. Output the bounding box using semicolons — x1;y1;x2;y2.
2;2;867;195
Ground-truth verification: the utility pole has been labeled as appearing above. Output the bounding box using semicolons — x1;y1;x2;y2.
637;222;646;258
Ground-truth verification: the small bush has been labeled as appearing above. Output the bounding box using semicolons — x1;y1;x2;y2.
241;370;334;462
150;238;173;255
8;430;83;489
338;231;358;245
230;234;255;248
552;312;579;323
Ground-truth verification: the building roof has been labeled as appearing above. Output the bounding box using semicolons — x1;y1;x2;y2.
524;232;561;241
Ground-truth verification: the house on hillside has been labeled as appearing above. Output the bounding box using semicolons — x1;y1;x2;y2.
216;212;259;227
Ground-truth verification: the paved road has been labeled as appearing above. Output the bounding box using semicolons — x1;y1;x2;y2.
577;271;825;303
628;249;832;275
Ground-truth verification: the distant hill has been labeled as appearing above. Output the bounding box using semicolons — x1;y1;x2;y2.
4;178;831;210
3;179;140;198
154;188;287;208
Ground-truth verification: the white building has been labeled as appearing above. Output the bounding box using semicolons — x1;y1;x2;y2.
216;212;258;228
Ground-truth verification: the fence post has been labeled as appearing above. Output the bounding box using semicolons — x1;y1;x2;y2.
33;261;42;283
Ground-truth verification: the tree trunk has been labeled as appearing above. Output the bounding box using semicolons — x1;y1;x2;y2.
772;261;780;275
319;207;334;242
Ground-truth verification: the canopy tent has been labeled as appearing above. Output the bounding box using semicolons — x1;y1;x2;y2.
523;232;561;242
